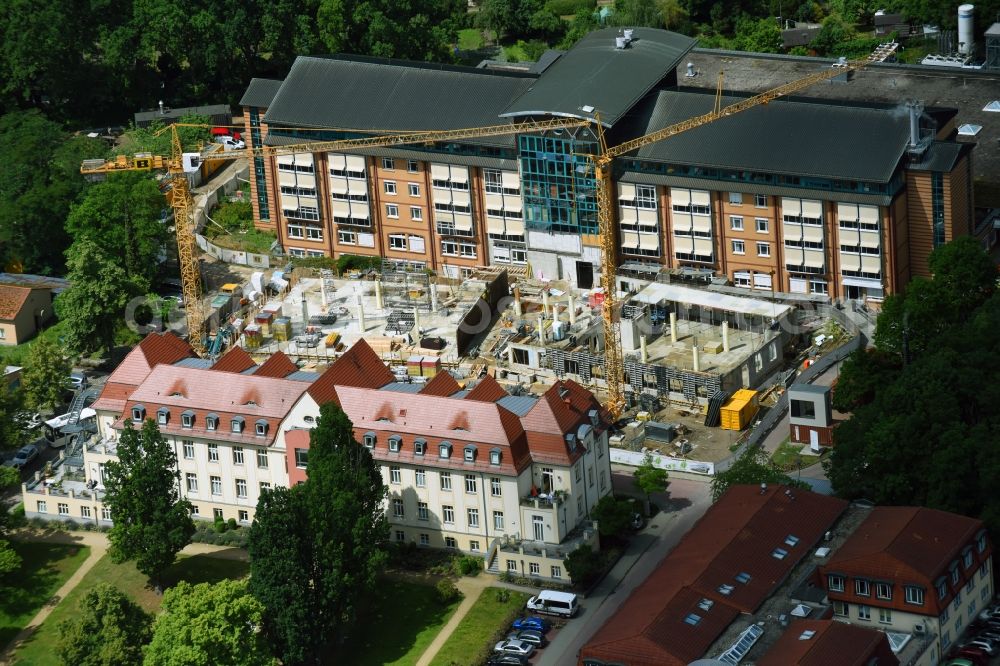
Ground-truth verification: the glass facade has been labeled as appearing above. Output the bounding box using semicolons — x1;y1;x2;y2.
249;109;270;221
519;133;598;234
931;172;945;248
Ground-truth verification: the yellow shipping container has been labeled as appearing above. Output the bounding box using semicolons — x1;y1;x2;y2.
720;389;760;431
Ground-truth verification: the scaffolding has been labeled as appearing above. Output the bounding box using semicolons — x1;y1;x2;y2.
380;261;432;310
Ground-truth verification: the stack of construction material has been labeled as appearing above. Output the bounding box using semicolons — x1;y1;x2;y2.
720;389;760;431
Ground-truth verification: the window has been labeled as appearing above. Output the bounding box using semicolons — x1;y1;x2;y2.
392;499;404;518
208;444;219;462
755;194;767;207
810;280;828;295
415;469;426;487
236;479;247;499
755;218;769;233
388;436;401;453
440;472;452;491
186;473;198;492
295;448;308;469
255;421;268;436
363;432;376;449
386;205;399;219
239;510;249;523
381;158;394;170
408;183;420;197
445;537;457;549
467;508;479;528
81;506;91;518
58;503;69;515
419;533;429;546
206;415;218;431
410;206;422;221
256;449;268;468
470;540;480;552
183;442;195;459
964;547;975;569
981;562;990;580
730;215;744;231
756;242;770;257
231;417;243;434
529;562;540;576
465;474;477;493
858;605;871;621
790;400;816;419
772;547;788;560
828;575;845;592
463;446;476;462
729;192;743;205
736;572;752;584
491;477;502;497
635;185;656;209
395;530;405;542
575;465;582;483
878;608;892;624
414;438;426;456
552;566;562;579
969;600;978;617
876;582;892;600
493;510;504;530
182;411;194;428
507;560;518;572
951;563;960;585
383;180;397;195
684;613;701;626
101;507;111;521
233;447;244;465
439;442;452;459
490;449;501;465
260;482;271;494
132;405;145;422
407;160;419;173
588;467;594;487
417;502;428;521
855;579;871;596
978;530;988;553
785;534;800;547
157;407;169;425
833;601;849;617
732;240;745;255
390;466;401;484
942;631;951;649
211;476;222;495
442;505;454;524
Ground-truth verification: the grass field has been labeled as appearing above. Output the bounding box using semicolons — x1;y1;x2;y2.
458;28;485;51
336;577;462;666
12;552;249;665
434;588;531;666
771;439;822;470
0;321;69;366
0;542;90;652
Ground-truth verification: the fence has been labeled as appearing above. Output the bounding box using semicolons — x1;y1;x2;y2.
610;446;715;476
195;234;271;268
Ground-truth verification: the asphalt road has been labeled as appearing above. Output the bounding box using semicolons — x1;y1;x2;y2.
536;472;712;666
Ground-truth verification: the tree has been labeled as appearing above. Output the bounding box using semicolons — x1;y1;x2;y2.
831;348;901;412
810;13;854;55
476;0;521;40
317;0;465;62
144;579;274;666
55;583;153;666
609;0;665;27
248;402;388;664
56;237;137;355
65;171;168;293
559;7;600;48
657;0;688;30
103;419;194;588
590;495;634;537
0;465;22;578
633;453;668;512
711;445;807;501
733;16;782;53
21;337;71;412
0;381;28;454
564;543;603;586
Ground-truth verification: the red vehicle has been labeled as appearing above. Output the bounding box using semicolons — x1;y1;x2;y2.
954;646;989;665
210;126;230;136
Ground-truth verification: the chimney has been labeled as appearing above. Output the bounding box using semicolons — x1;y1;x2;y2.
907;99;923;148
158;100;165;115
685;62;696;78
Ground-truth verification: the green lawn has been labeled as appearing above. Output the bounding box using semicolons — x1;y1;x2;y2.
12;552;249;665
0;321;69;366
771;439;822;470
0;542;90;652
458;28;484;51
434;588;531;666
335;577;461;666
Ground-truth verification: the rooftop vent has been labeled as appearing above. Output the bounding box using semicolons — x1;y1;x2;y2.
799;630;816;640
698;598;714;611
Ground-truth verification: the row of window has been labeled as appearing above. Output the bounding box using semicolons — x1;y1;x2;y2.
287;223;323;241
132;406;267;437
278;162;314;174
183;442;269;468
384;181;422;197
620;185;657;209
384;204;423;221
280;185;316;197
391;500;506;531
330;167;366;179
369;432;505;466
731;240;771;257
185;473;263;500
36;500;111;521
388;466;504;495
381;158;420;173
441;241;477;258
730;216;769;232
191;505;251;523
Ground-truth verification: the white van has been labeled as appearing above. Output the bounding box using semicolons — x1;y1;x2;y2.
526;590;579;618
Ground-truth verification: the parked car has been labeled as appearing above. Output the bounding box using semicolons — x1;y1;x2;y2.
975;631;1000;643
511;616;552;633
68;372;88;390
221;137;245;151
508;629;548;648
485;655;529;666
946;659;975;666
954;647;989;666
16;411;42;430
10;444;39;470
978;606;1000;621
962;640;996;657
493;639;534;657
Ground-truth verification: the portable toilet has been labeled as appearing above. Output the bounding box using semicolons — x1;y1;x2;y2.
720;389;760;431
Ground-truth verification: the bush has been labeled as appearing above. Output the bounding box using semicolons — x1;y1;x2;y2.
63;519;79;531
454;555;483;576
214;518;227;533
495;588;511;602
564;544;604;588
545;0;594;16
9;503;25;528
227;517;238;531
435;579;463;604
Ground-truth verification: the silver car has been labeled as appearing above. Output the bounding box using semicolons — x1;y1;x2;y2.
494;639;534;657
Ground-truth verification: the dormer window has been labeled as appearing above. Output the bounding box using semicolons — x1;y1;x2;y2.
963;546;974;569
565;433;577;451
439;441;452;459
181;410;195;428
588;409;599;426
157;407;169;425
131;405;146;423
388;435;402;453
489;448;502;465
255;419;268;436
977;529;988;553
464;445;477;462
231;416;245;434
414;438;426;456
363;432;376;449
206;413;219;431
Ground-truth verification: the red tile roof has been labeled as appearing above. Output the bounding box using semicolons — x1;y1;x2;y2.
92;332;196;412
419;372;461;397
464;375;508;403
757;620;899;666
580;486;848;666
521;379;610;465
0;285;32;321
212;346;257;373
253;351;297;378
307;339;394;404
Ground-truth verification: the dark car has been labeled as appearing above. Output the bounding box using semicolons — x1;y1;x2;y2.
512;616;552;633
954;647;989;666
10;444;39;470
508;629;548;648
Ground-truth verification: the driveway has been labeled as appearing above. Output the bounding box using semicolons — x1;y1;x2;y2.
536;474;712;666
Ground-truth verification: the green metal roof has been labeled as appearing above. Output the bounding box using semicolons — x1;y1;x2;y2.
239;78;283;108
501;27;697;127
619;89;911;182
262;55;536;134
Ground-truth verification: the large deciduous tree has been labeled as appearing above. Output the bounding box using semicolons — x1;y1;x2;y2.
103;419;194;589
318;0;464;62
0;381;28;454
0;465;22;577
55;583;153;666
711;445;807;502
20;337;71;412
248;402;388;664
144;579;274;666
